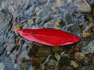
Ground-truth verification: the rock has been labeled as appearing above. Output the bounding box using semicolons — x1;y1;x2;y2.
81;33;92;39
44;20;55;28
0;12;6;25
59;66;73;70
46;59;58;70
35;6;52;24
57;0;64;7
86;53;94;63
14;63;20;69
0;62;4;70
60;54;70;58
36;7;40;16
74;47;80;52
8;6;14;14
14;24;23;31
28;19;34;26
52;46;63;53
58;56;70;68
55;22;61;29
34;46;52;57
21;63;28;68
38;0;47;3
75;0;91;13
56;0;72;7
83;23;94;33
55;53;60;61
1;1;7;9
70;60;79;68
74;52;85;61
82;40;94;54
87;0;94;7
81;65;94;70
32;56;47;64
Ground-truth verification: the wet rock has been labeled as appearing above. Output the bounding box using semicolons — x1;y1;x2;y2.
35;4;52;24
38;0;47;4
58;56;71;69
74;52;85;61
60;54;70;58
86;53;94;63
83;23;94;33
28;46;52;57
82;40;94;54
32;56;47;66
75;0;91;13
28;19;34;26
70;60;79;68
59;66;73;70
33;64;43;70
14;63;20;69
35;47;52;56
44;20;55;28
57;0;64;7
36;7;40;16
1;1;8;9
81;65;94;70
52;46;63;53
45;59;58;70
0;62;4;70
74;47;80;52
81;33;92;39
87;0;94;7
0;12;6;25
55;53;60;61
56;0;72;7
8;5;14;14
1;55;15;70
14;24;23;31
55;22;61;29
21;63;28;68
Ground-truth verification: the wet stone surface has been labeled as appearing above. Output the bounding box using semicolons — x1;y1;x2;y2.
0;0;94;70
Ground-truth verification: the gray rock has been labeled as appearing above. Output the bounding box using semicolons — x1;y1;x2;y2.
75;0;91;13
57;0;65;7
82;40;94;54
0;62;4;70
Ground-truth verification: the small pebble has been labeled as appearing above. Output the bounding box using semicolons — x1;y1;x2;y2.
1;1;7;9
74;52;85;61
61;54;70;58
8;6;14;14
55;53;60;61
55;22;60;29
28;19;34;26
22;63;28;68
14;63;20;69
81;33;92;39
0;62;4;70
36;7;40;16
32;56;47;64
38;0;47;3
70;60;79;68
74;47;80;52
14;24;23;31
57;0;64;7
82;40;94;54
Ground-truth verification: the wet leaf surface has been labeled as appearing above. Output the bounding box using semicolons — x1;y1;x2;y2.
15;28;80;46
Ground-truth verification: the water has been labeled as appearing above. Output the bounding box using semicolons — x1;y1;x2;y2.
0;0;94;70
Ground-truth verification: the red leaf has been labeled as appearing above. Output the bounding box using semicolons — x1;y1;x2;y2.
15;28;80;46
